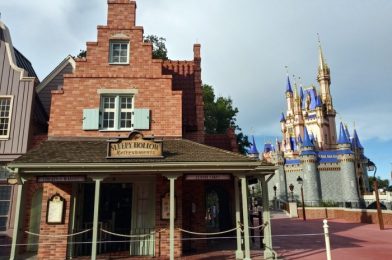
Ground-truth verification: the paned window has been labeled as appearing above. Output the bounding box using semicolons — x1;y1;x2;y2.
101;95;133;130
109;41;129;64
0;185;11;231
0;97;12;138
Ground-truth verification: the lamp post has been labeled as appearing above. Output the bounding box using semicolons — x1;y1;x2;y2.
273;185;277;209
289;184;294;202
297;176;306;221
367;160;384;230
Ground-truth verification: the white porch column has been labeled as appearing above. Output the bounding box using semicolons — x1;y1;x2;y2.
164;173;182;260
260;174;274;259
10;184;23;260
240;175;251;260
91;178;103;260
234;176;244;259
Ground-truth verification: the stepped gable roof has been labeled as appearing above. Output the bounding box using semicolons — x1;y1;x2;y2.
338;122;350;144
352;129;364;149
10;138;263;165
302;127;314;147
286;76;293;93
248;136;259;155
13;48;38;79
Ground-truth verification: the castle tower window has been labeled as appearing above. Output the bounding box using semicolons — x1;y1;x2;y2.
0;96;13;139
109;41;129;64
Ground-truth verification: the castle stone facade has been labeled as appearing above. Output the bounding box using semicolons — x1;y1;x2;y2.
254;44;370;206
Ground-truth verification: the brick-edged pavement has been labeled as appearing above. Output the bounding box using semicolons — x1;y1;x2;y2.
271;211;392;260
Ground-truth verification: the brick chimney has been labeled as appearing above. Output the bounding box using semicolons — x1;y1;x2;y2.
107;0;136;28
193;44;201;59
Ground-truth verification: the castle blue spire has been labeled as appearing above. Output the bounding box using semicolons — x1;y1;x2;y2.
286;76;293;93
316;95;322;107
297;135;303;144
345;125;351;140
248;136;259;155
303;127;314;147
337;122;350;144
300;86;304;100
280;112;286;122
352;129;364;149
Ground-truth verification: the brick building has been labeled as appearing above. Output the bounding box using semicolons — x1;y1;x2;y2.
8;1;275;259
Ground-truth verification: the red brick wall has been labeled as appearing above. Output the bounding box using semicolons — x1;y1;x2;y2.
48;0;203;141
205;128;239;152
297;207;392;225
162;44;205;144
37;183;72;260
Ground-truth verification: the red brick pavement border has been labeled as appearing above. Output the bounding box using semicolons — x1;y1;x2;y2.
271;215;392;260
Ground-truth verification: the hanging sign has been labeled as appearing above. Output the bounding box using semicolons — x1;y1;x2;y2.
37;175;86;183
46;194;66;224
185;175;231;181
107;131;163;158
161;192;176;220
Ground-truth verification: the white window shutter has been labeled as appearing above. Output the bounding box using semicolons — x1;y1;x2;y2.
83;108;100;130
133;108;150;130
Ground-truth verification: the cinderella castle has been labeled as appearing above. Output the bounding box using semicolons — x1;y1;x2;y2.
250;43;370;206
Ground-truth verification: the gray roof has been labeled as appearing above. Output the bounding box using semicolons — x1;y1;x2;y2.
13;47;38;79
11;139;262;165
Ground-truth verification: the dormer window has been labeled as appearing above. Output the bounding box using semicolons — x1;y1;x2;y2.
109;40;129;64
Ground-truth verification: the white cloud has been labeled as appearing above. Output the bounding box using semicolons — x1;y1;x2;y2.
2;0;391;142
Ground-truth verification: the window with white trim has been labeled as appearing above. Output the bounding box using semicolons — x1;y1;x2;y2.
109;41;129;64
101;95;133;130
0;96;12;139
0;185;11;231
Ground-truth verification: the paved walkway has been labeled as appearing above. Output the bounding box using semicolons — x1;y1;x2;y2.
5;211;392;259
271;211;392;260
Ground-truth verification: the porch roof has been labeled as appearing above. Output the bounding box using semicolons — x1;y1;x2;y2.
9;139;275;174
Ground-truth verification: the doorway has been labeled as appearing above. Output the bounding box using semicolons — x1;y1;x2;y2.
205;185;233;249
27;188;43;252
75;183;133;256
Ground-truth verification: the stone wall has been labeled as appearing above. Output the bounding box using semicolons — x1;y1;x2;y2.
319;170;342;201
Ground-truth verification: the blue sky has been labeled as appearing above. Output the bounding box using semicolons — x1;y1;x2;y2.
1;0;391;180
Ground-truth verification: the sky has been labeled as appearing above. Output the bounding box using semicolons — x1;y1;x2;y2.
1;0;391;180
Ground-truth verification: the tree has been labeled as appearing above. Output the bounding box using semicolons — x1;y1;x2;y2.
76;49;87;58
143;35;168;60
202;84;250;154
368;176;390;191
